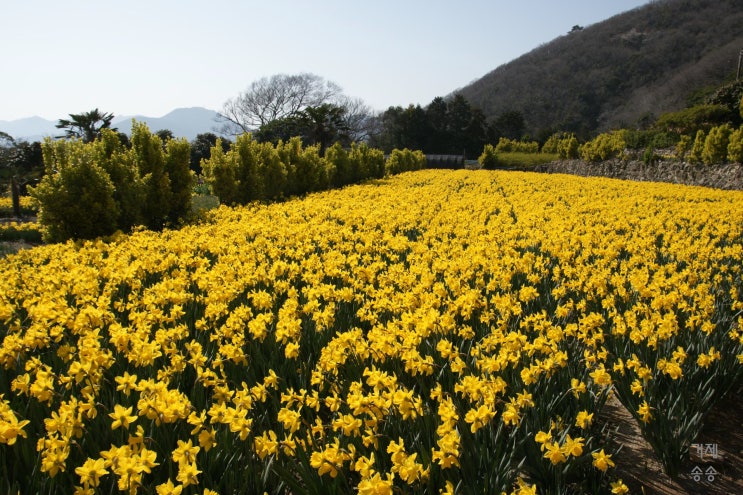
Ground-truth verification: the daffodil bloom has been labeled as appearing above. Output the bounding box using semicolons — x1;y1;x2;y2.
589;364;612;386
309;438;351;478
0;397;30;445
264;369;280;388
513;478;538;495
114;372;138;396
332;413;362;437
354;453;376;478
75;458;108;488
395;451;428;483
610;479;630;494
198;428;217;452
156;479;183;495
432;428;461;469
638;401;653;423
172;439;200;465
187;411;206;435
357;472;393;495
561;435;584;457
570;378;586;397
592;449;615;471
253;430;278;460
575;410;594;429
630;379;644;396
175;461;201;488
696;347;721;368
501;403;520;426
113;454;147;492
543;441;567;465
464;404;495;433
439;480;456;495
657;358;683;380
109;404;138;430
39;437;70;477
534;430;552;449
277;407;302;433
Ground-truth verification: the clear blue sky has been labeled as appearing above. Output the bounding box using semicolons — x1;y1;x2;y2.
1;0;649;121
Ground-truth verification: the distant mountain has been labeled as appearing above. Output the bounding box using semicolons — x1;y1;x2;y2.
456;0;743;137
0;116;58;142
113;107;222;141
0;107;222;142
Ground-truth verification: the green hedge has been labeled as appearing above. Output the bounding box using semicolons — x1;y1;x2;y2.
203;136;411;206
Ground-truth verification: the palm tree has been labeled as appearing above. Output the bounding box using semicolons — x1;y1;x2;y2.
56;108;117;143
301;103;350;155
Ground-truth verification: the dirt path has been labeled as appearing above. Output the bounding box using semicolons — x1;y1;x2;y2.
600;382;743;494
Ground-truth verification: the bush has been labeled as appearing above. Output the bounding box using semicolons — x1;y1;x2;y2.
202;133;265;205
689;130;706;163
541;133;565;154
493;152;559;169
579;131;626;162
29;121;194;242
494;137;539;153
256;141;286;200
326;142;354;188
643;146;659;165
625;130;678;150
131;122;172;230
385;148;426;175
350;142;385;181
31;139;119;242
478;144;499;169
94;129;144;231
727;126;743;163
202;138;240;205
278;137;324;196
702;124;732;165
653;104;733;135
165;138;195;223
675;135;692;160
557;134;580;159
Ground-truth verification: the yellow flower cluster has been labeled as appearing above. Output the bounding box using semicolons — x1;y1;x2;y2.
0;195;36;213
0;220;42;242
0;394;29;445
0;169;741;494
0;220;40;231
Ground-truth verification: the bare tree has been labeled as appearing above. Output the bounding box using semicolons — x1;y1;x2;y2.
336;95;376;142
219;73;342;135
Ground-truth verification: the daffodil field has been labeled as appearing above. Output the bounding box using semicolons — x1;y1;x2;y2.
1;169;742;495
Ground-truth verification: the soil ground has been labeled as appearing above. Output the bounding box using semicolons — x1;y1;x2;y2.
600;381;743;494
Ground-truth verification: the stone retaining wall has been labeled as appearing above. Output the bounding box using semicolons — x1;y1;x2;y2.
533;159;743;191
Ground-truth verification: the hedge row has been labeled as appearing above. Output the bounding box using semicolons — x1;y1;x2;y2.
479;134;580;168
26;126;430;242
202;135;424;206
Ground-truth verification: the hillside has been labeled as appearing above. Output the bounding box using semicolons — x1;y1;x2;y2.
457;0;743;138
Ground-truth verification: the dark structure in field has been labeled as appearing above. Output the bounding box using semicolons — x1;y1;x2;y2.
425;154;464;169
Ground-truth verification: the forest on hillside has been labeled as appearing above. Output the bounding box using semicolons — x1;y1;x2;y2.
457;0;743;138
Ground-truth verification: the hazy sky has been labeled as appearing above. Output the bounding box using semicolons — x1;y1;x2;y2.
1;0;649;121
